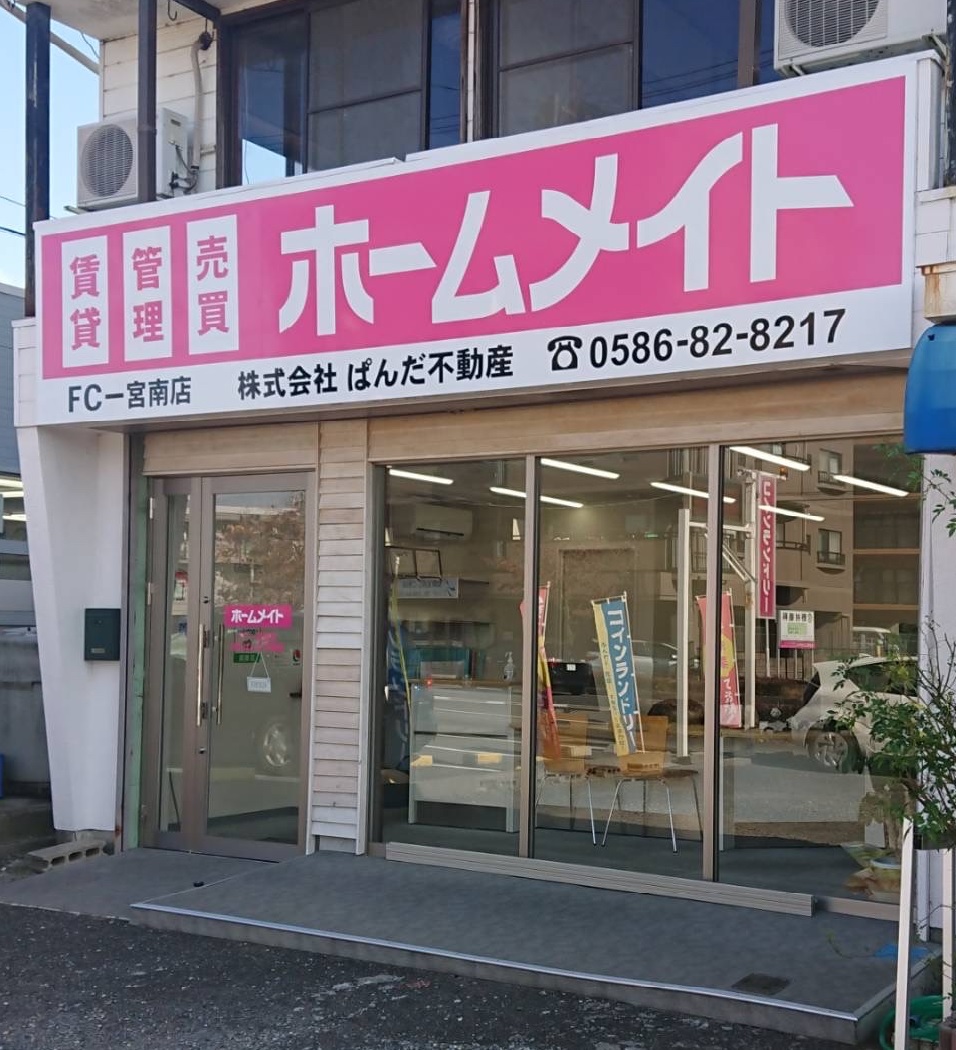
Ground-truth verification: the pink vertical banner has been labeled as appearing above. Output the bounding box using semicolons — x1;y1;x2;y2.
697;593;743;730
757;474;777;620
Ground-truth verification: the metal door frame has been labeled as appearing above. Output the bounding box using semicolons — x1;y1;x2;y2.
142;472;314;860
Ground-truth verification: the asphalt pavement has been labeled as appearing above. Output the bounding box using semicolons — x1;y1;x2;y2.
0;904;871;1050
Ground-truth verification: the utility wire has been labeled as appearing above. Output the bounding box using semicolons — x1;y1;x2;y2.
0;226;25;238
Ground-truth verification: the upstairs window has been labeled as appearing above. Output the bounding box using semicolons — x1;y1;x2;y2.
233;13;309;184
492;0;761;136
229;0;462;186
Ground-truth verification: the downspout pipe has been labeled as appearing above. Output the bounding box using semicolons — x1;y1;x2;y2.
947;0;956;186
138;0;157;204
24;1;50;318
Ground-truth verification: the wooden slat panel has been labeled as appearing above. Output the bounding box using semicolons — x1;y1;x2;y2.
367;374;906;461
317;523;364;541
315;688;363;705
314;585;363;603
313;792;359;808
318;507;365;525
318;460;365;480
312;806;359;825
313;726;360;746
144;423;318;475
317;556;365;573
313;759;361;777
318;477;366;495
312;419;368;849
314;711;361;730
316;615;364;633
319;491;367;508
315;827;359;844
316;631;364;649
313;774;360;794
315;743;359;760
316;571;364;588
317;602;365;619
314;647;362;666
320;444;366;463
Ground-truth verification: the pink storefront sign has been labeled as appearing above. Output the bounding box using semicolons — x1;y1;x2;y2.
757;474;777;620
223;604;293;629
34;58;918;425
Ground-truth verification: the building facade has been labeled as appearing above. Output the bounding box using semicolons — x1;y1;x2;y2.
0;283;32;628
13;0;954;920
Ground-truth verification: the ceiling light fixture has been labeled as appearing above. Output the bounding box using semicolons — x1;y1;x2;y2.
832;474;909;498
651;481;736;504
2;513;26;523
730;445;810;472
489;486;583;509
541;457;620;480
388;468;454;486
759;504;824;522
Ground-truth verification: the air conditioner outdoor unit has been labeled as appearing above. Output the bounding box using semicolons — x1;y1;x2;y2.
774;0;945;75
76;109;190;210
404;504;474;541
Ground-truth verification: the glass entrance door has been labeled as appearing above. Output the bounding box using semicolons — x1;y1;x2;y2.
146;474;310;858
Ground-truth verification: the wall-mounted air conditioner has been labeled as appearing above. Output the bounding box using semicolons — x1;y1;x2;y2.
392;504;474;541
76;109;190;210
775;0;945;75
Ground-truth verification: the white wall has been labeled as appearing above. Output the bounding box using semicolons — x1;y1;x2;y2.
14;323;125;833
101;15;218;194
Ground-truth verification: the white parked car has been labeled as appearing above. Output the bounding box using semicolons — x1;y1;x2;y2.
790;656;916;773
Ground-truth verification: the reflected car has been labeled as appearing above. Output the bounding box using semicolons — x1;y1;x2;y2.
790;657;916;773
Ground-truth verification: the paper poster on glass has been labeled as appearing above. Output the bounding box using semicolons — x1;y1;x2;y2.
697;593;742;729
591;595;642;756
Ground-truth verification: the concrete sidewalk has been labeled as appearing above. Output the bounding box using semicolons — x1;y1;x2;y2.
0;848;932;1044
0;903;860;1050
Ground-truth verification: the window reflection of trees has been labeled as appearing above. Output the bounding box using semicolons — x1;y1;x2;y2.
214;493;306;607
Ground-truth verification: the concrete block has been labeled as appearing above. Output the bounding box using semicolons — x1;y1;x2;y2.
26;837;106;872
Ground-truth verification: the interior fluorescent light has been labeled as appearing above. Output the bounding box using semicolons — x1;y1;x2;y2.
832;474;908;497
541;458;620;480
651;481;736;504
3;513;26;523
388;468;453;486
0;480;24;491
759;504;824;523
730;445;810;472
489;486;583;509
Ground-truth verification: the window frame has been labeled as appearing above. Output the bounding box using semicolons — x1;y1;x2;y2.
221;0;466;188
483;0;763;139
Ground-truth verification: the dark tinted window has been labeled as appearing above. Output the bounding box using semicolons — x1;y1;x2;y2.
428;0;462;148
233;1;461;182
495;0;755;135
640;0;740;108
759;0;781;81
234;14;308;184
496;0;635;136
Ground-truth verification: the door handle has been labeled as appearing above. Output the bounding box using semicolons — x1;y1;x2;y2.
215;624;225;726
195;625;209;727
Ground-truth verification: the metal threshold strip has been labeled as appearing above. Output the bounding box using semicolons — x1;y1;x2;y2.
384;842;816;916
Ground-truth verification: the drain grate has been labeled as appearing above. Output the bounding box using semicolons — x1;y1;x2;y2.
732;973;790;996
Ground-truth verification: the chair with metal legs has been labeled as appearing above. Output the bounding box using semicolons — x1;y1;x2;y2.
587;715;702;853
534;709;601;843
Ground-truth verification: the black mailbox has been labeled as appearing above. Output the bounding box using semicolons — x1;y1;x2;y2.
84;608;121;661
